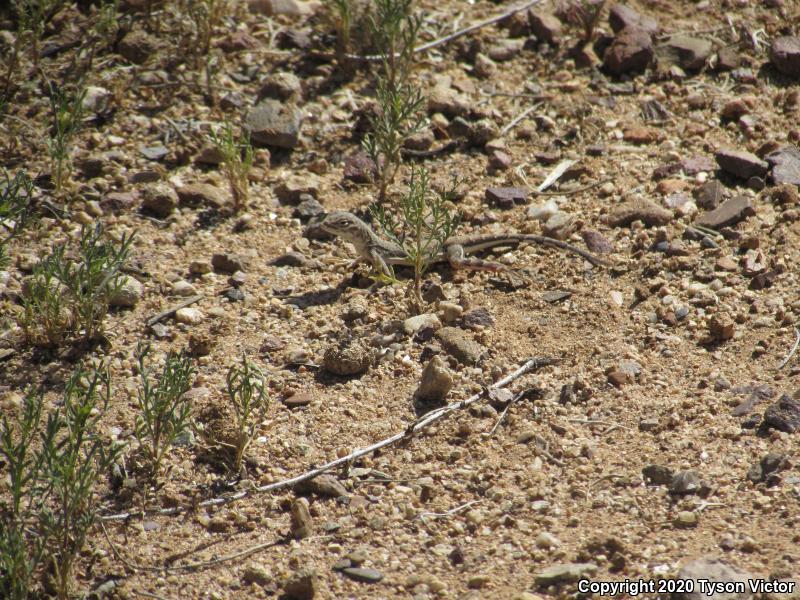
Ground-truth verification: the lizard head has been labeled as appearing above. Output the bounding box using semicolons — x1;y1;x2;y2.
319;211;368;244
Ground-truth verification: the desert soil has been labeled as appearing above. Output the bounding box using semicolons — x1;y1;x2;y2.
1;0;800;599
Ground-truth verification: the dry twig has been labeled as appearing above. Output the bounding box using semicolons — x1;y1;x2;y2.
146;294;203;326
777;328;800;370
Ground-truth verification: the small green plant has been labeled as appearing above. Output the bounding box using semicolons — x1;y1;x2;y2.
363;0;426;203
209;121;254;213
0;389;46;600
37;366;122;600
46;84;86;195
19;224;134;346
324;0;354;66
0;365;122;600
226;354;268;474
134;343;195;478
371;166;460;311
0;169;35;268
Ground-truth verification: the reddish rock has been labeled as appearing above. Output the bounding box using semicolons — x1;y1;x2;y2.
715;148;768;179
623;126;660;144
765;146;800;185
708;315;735;341
605;198;672;227
485;187;528;209
217;31;258;52
581;230;614;254
603;27;654;75
695;195;755;229
695;180;724;210
343;152;377;184
608;4;658;35
658;36;713;71
716;47;741;71
770;36;800;78
529;12;562;45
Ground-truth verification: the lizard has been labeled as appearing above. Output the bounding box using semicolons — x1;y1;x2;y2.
318;210;611;277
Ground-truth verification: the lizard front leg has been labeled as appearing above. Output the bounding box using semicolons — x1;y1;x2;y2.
445;244;506;271
368;247;395;278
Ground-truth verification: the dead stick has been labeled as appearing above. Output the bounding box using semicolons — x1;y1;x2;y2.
100;356;549;521
146;294;203;327
347;0;543;61
778;327;800;370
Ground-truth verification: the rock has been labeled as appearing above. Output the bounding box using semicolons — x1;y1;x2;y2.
291;498;313;539
218;30;258;52
608;4;658;35
103;191;138;213
294;196;325;220
765;146;800;185
284;391;313;408
212;253;248;274
696;180;724;210
194;144;225;165
708;314;735;341
462;307;494;328
248;0;317;16
141;183;178;218
581;230;614;254
242;564;272;587
177;183;227;209
439;302;463;323
674;511;698;528
716;47;741;71
171;280;196;296
674;558;753;600
109;275;143;308
642;464;673;485
436;327;486;365
695;196;755;229
605;198;672;227
284;568;318;600
466;118;500;146
527;199;559;222
534;563;597;586
118;29;158;64
258;72;303;102
175;307;204;325
623;126;660;144
82;86;111;114
343;152;377;184
542;213;574;239
245;100;303;149
535;531;561;549
403;129;434;152
342;567;383;584
467;574;491;589
603;27;654;75
322;337;372;376
272;252;312;268
529;12;562;45
669;470;704;495
415;355;454;403
715;148;769;179
488;149;512;171
139;145;168;161
721;99;750;121
770;36;800;78
658;35;713;71
681;155;716;175
473;52;497;78
747;452;788;483
295;474;348;498
274;175;320;204
427;85;469;118
485;187;528;209
403;313;441;336
189;259;213;275
762;395;800;433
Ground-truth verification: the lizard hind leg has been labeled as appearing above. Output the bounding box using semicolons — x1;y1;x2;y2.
446;244;506;272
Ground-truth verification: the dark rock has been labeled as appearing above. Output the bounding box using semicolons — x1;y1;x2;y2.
603;27;654;75
608;4;658;35
342;567;383;584
488;149;512;171
765;145;800;185
642;464;673;485
485;187;528;209
77;155;105;178
747;452;788;484
715;148;769;179
669;470;704;495
212;253;249;274
658;36;713;71
674;558;753;600
194;144;225;165
731;383;775;417
218;31;258;52
681;156;715;175
462;307;494;328
695;180;724;210
103;191;139;213
322;337;372;376
770;36;800;78
141;183;178;218
695;196;755;229
257;72;302;102
295;474;348;498
605;198;672;227
529;12;562;45
762;394;800;433
118;29;158;64
294;197;325;220
277;27;312;50
177;183;228;208
343;152;377;184
245;100;303;149
716;47;741;71
436;327;485;365
272;252;311;267
581;230;614;254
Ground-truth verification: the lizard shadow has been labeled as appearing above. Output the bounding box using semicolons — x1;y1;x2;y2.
281;276;359;309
